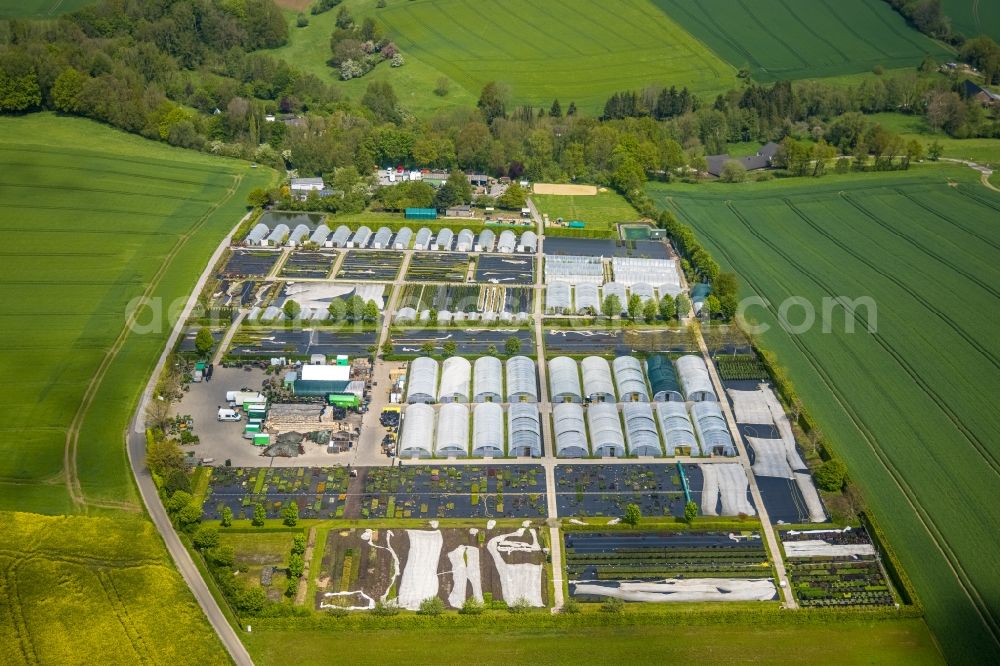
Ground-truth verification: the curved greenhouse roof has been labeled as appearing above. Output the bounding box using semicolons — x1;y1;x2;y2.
631;282;655;303
601;282;627;313
546;281;572;313
351;225;372;248
587;402;625;457
575;283;600;314
691;401;735;456
506;356;537;402
677;355;717;402
497;230;517;252
623;402;661;457
545;255;603;285
436;403;469;457
439;356;471;403
288;224;310;246
330;225;351;247
477;229;495;252
473;356;503;402
393;227;413;249
472;402;504;457
309;224;331;245
399;403;434;458
519;230;537;252
406;357;439;404
549;356;582;403
655;401;698;455
456;229;475;251
266;224;289;246
435;228;454;250
553;403;587;458
372;226;393;249
246;223;269;244
395;307;417;323
581;356;616;402
508;403;541;457
414;227;432;249
647;355;682;402
613;356;649;401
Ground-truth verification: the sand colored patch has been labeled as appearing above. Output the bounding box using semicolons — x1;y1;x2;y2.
532;183;598;196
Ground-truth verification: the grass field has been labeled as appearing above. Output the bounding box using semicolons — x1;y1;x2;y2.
244;620;942;665
0;511;228;664
0;0;93;19
532;190;639;229
942;0;1000;41
865;112;1000;166
0;114;273;513
648;165;1000;662
654;0;953;82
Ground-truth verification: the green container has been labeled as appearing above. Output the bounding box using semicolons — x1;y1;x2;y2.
253;434;270;447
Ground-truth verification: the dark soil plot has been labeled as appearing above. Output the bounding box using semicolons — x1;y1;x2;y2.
545;328;698;356
220;249;281;278
565;531;770;601
714;354;767;380
752;476;816;525
279;251;338;279
391;328;535;358
228;328;378;358
554;464;701;518
317;527;547;609
475;254;536;284
336;251;403;281
405;253;470;282
544;238;671;259
398;284;480;312
356;465;547;519
203;467;350;520
495;286;533;314
781;528;896;607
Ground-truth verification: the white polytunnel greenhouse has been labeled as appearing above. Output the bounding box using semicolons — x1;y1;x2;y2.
508;403;542;457
395;307;417;323
406;357;439;403
266;224;289;246
587;402;626;457
612;257;680;287
613;356;649;401
398;403;434;458
622;402;662;457
456;229;475;252
350;225;372;248
691;401;736;456
575;283;600;314
435;228;454;250
546;282;572;313
439;356;471;403
497;230;517;253
601;282;628;313
245;223;269;245
393;227;413;249
372;226;393;249
288;224;310;246
472;402;505;457
676;355;717;401
519;230;537;253
553;403;588;457
329;225;351;247
630;282;655;303
581;356;616;402
549;356;583;403
476;229;495;252
436;403;470;457
414;227;432;250
506;356;538;402
309;224;331;245
545;254;604;285
473;356;503;402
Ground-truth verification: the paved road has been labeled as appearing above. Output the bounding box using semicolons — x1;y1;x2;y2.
127;213;255;666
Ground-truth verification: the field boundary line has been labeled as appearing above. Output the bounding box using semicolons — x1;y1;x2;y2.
97;570;152;665
5;557;39;665
63;171;244;510
891;187;1000;251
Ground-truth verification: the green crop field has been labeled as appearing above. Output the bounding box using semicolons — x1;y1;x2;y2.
654;0;952;82
0;0;94;19
0;114;273;513
942;0;1000;41
648;166;1000;663
532;190;639;229
0;511;228;663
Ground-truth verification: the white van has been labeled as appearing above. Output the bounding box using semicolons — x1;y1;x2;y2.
217;408;241;422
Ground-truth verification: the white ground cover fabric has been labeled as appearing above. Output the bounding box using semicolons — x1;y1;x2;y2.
397;530;443;610
572;578;775;602
447;545;483;608
784;540;876;558
728;387;773;424
700;464;755;516
748;437;795;479
794;472;828;523
729;386;807;471
487;528;544;607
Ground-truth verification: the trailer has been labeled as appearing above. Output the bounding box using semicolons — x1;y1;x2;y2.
226;391;265;408
327;393;360;408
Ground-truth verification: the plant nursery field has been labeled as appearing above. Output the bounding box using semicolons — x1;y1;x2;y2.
649;166;1000;662
655;0;951;82
0;114;272;513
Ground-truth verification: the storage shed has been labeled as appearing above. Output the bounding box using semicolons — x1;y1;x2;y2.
398;403;434;458
587;402;625;457
439;356;471;403
647;355;683;402
472;402;504;457
405;208;437;220
656;401;698;455
622;402;662;457
613;356;649;401
506;356;538;402
553;403;588;457
473;356;503;402
691;401;736;456
508;403;541;457
676;355;717;402
405;357;439;404
549;356;583;403
581;356;616;402
436;403;469;457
